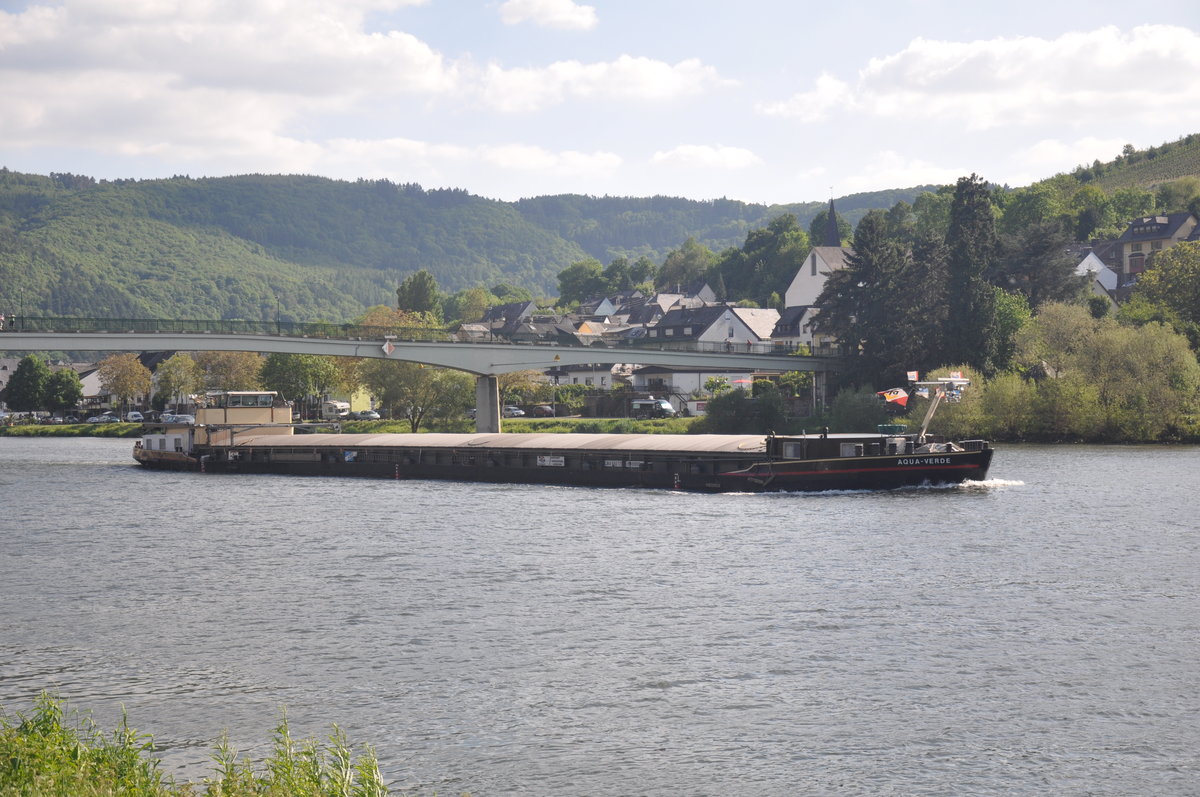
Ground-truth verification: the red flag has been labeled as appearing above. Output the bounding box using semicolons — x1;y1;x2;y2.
878;388;909;407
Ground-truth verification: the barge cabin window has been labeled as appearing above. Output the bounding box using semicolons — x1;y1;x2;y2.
212;391;278;408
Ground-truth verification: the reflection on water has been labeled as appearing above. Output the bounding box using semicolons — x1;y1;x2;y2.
3;437;1199;795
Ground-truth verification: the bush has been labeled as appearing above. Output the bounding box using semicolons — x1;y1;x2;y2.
0;693;389;797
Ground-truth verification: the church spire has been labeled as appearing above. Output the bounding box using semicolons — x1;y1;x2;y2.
823;197;841;247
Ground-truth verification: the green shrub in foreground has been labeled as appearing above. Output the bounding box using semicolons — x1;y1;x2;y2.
0;693;391;797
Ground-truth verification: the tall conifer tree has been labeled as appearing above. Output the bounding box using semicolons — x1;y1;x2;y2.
943;174;999;372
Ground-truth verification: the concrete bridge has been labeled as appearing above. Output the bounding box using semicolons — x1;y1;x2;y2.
0;316;842;432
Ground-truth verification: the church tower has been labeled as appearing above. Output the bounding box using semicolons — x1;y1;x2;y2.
823;197;841;246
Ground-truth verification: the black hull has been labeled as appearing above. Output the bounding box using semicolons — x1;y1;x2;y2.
138;446;993;493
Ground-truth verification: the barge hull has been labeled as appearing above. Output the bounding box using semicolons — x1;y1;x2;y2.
138;443;993;493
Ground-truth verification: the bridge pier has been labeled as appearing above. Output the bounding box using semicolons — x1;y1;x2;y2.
475;375;501;433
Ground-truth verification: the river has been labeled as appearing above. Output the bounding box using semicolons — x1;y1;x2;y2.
1;437;1198;795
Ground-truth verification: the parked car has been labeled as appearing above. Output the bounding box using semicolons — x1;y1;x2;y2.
503;405;525;417
125;411;144;422
631;398;677;419
64;415;80;423
87;414;119;423
531;405;555;417
350;409;380;420
161;413;195;424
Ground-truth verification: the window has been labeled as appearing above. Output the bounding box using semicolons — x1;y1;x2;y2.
1151;240;1163;250
1128;253;1146;275
683;326;692;335
665;328;674;336
1131;243;1142;252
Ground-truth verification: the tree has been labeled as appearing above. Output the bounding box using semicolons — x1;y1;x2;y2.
556;258;606;305
193;351;265;391
3;355;51;411
396;269;443;318
912;189;953;241
998;183;1065;236
358;360;473;432
1014;302;1200;441
153;353;203;409
978;372;1035;440
260;353;340;407
695;387;786;433
497;370;545;406
1155;177;1200;213
812;210;912;387
97;353;152;412
991;288;1033;373
825;387;892;433
1108;186;1156;225
1069;185;1114;240
602;257;632;292
714;215;809;307
994;220;1086;308
704;375;730;397
44;369;84;414
444;286;498;324
492;283;533;303
656;237;716;292
943;174;999;374
628;256;656;287
1129;241;1200;330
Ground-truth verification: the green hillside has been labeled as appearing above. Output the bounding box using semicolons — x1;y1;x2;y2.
1072;134;1200;191
0;169;934;321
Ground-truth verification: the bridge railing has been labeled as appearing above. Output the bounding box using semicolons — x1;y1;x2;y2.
5;316;456;342
2;316;845;359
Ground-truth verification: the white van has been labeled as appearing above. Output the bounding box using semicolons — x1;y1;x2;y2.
320;400;351;420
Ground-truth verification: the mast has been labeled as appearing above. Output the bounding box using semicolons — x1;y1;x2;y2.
914;377;969;443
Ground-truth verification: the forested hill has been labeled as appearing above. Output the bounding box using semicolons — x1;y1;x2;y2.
0;169;932;322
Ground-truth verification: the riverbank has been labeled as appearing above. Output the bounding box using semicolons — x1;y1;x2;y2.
0;422;142;438
0;693;391;796
0;417;698;438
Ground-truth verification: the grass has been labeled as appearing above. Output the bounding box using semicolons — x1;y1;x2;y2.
0;422;142;438
0;693;403;797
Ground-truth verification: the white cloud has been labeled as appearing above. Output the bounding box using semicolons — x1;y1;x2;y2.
498;0;597;31
651;145;762;170
0;0;458;169
481;55;730;112
323;137;620;181
757;73;852;121
838;151;967;193
1014;136;1128;173
762;25;1200;130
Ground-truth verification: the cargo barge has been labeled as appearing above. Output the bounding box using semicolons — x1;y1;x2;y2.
134;384;993;493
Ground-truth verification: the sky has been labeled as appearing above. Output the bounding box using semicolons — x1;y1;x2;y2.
2;0;1199;205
